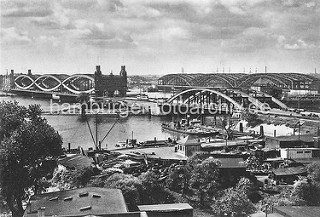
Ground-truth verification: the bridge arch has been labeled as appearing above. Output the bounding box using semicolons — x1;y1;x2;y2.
14;74;95;94
167;88;244;111
237;73;293;90
158;74;200;86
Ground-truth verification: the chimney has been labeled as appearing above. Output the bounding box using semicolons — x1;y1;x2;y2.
10;69;14;75
265;66;267;73
28;69;32;75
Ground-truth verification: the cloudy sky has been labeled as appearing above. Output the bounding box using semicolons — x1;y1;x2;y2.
1;0;320;75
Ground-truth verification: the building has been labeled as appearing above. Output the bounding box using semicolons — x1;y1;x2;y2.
265;135;318;149
214;157;247;185
58;154;94;169
95;65;127;97
24;187;128;217
280;148;320;159
138;203;193;217
273;206;320;217
176;136;202;157
23;187;194;217
271;166;307;184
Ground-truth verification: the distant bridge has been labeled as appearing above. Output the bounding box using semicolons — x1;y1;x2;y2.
158;73;320;94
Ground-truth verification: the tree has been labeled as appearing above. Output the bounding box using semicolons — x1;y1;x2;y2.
291;179;320;206
166;165;190;194
105;173;143;211
307;162;320;183
211;186;256;216
0;102;63;217
242;109;263;128
189;157;220;206
139;171;175;205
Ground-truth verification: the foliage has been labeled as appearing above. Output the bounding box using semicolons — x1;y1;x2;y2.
307;162;320;183
0;101;63;217
257;185;294;212
76;92;90;103
211;186;256;216
51;166;100;190
291;180;320;206
166;165;191;194
189;157;221;206
105;173;143;211
242;109;263;128
138;171;171;204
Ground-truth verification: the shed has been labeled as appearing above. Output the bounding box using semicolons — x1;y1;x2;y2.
138;203;193;217
272;166;307;184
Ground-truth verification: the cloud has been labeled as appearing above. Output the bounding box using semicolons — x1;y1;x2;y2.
70;20;135;48
1;0;53;17
1;27;32;44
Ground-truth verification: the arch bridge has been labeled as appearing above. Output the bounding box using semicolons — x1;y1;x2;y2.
14;74;95;95
158;73;320;94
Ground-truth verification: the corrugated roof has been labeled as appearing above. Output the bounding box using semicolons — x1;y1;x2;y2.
24;187;128;217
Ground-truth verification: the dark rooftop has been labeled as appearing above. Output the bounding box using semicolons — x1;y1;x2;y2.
269;134;317;142
24;187;127;217
274;206;320;217
272;166;307;176
214;157;246;169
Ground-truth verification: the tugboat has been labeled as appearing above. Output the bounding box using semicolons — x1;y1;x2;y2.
161;119;218;136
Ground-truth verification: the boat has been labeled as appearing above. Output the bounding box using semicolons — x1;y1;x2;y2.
161;122;219;136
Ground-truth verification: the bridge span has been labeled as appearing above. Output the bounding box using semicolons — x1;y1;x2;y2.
0;65;128;99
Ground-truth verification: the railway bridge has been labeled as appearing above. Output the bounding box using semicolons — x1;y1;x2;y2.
158;72;320;96
0;65;128;99
157;72;320;114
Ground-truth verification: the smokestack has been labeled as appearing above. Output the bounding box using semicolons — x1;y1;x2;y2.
265;66;267;73
315;68;317;74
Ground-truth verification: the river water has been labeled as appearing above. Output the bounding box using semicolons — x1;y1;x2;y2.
1;95;175;150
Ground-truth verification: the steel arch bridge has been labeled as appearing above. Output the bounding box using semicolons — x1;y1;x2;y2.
158;73;320;92
14;74;95;94
164;88;289;112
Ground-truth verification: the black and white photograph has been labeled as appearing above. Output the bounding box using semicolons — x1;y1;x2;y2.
1;0;320;216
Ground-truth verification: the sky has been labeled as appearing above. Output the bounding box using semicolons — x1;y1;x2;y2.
0;0;320;75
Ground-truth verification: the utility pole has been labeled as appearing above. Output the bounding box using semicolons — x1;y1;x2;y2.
95;113;99;150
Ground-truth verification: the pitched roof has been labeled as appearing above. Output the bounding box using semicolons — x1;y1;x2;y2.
214;157;246;168
59;154;94;169
272;166;307;176
178;135;201;146
24;187;127;217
